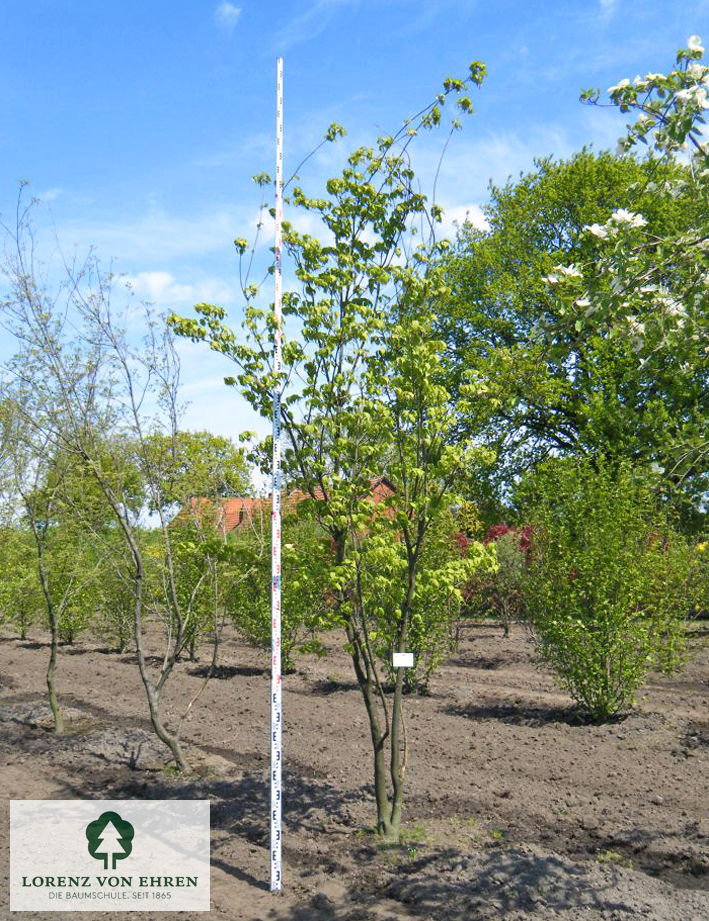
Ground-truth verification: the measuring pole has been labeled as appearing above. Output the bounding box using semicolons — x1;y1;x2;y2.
270;55;284;894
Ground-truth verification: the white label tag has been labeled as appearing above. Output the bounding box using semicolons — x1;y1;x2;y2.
11;800;210;911
392;652;414;668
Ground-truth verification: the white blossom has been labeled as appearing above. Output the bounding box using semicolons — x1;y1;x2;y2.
608;78;631;94
586;222;609;239
687;34;705;54
610;208;647;228
688;62;708;79
675;85;709;109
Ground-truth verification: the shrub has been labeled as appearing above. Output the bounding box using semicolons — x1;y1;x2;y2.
227;512;333;672
519;458;698;721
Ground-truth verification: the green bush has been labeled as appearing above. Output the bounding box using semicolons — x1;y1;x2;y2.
227;512;333;672
519;458;698;721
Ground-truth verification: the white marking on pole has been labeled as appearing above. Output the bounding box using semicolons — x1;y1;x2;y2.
270;55;284;895
392;652;414;668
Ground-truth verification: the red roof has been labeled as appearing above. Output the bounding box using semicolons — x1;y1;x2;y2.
180;476;395;536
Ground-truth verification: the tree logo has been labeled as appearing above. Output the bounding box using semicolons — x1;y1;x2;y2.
85;811;134;870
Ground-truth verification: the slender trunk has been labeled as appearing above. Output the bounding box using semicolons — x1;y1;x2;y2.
32;531;64;734
347;619;400;841
388;667;405;840
47;603;64;735
124;519;190;773
144;684;189;772
374;738;396;840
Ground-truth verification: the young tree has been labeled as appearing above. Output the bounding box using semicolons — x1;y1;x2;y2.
1;403;99;733
170;65;497;840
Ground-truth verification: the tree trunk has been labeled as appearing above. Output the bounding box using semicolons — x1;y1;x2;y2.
388;668;406;839
47;606;64;735
144;684;190;772
131;568;190;773
348;621;403;843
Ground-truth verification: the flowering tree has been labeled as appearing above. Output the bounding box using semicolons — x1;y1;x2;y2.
541;35;709;520
438;146;703;517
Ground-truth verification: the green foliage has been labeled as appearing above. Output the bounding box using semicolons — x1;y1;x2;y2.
519;458;698;721
0;526;42;639
227;512;333;671
331;509;494;694
439;147;706;516
457;501;483;538
144;430;250;509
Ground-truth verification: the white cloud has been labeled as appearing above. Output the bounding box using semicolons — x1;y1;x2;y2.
599;0;618;21
276;0;355;51
436;204;489;242
410;126;575;210
121;270;234;309
59;205;251;265
173;338;267;440
215;2;242;32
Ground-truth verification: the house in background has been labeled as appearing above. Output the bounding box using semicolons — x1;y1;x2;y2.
179;476;396;538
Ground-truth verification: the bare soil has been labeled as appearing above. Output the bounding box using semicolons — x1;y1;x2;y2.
1;622;708;921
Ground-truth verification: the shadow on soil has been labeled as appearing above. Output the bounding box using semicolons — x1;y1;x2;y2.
54;760;368;892
444;700;599;727
187;664;269;679
444;654;509;670
268;845;634;921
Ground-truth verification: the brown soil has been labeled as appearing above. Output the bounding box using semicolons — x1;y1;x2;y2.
1;622;708;921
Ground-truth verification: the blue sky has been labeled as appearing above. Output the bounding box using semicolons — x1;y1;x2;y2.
1;0;707;439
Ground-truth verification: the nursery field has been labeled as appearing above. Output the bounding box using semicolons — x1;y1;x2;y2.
1;622;708;921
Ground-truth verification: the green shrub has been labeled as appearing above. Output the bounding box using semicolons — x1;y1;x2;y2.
519;458;697;721
227;512;333;672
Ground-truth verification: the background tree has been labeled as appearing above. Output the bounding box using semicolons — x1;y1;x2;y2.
510;36;709;528
0;525;42;640
228;508;332;672
439;149;706;520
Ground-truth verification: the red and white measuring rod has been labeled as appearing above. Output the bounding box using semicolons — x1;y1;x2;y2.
270;55;284;894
